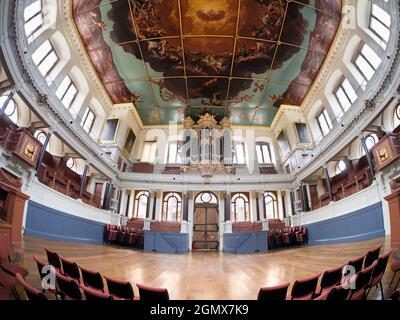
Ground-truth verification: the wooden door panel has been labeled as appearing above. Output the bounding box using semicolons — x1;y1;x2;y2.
193;206;219;250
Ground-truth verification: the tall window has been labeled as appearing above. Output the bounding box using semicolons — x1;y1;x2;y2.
133;191;149;219
162;192;182;221
167;142;181;164
81;107;96;133
335;160;346;175
316;109;333;137
142;141;157;163
24;0;43;39
56;76;78;109
394;104;400;129
369;4;391;49
354;43;382;84
0;95;18;124
231;193;250;222
233;142;246;165
334;78;357;114
264;191;278;219
256;142;272;164
32;40;59;79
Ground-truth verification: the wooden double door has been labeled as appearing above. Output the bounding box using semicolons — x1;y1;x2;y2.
192;205;219;250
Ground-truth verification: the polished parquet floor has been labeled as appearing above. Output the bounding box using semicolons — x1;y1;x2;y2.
20;236;398;300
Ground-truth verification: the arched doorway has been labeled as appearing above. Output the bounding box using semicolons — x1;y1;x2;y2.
192;192;219;250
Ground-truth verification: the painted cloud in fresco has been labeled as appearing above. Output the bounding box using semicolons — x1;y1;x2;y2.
72;0;341;126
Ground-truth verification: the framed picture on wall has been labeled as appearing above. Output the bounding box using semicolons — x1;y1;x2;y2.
277;130;290;156
102;119;119;141
123;129;136;156
294;122;311;144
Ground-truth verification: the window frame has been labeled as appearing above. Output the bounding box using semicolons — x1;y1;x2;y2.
393;104;400;129
162;192;182;222
0;94;18;124
256;142;272;165
233;141;246;165
316;108;333;137
264;191;278;219
133;190;149;219
369;4;391;47
231;192;250;222
32;40;59;79
81;107;96;134
57;76;78;109
335;160;346;175
167;141;182;165
142;141;157;163
334;77;357;113
24;0;43;38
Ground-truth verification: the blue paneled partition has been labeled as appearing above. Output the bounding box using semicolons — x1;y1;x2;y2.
144;231;189;253
223;231;268;254
24;201;105;244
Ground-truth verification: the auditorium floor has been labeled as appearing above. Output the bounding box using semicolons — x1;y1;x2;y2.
20;236;398;300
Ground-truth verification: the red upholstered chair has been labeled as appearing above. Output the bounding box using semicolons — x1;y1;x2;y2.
366;250;392;299
32;254;58;298
59;255;81;284
364;243;383;268
324;285;350;301
16;273;47;301
79;266;105;292
44;247;62;273
0;285;11;300
389;259;400;289
346;254;366;274
287;273;321;300
56;272;83;300
0;269;18;299
315;263;345;298
347;261;376;300
81;284;113;301
0;234;28;279
137;283;169;301
257;282;290;301
104;275;134;300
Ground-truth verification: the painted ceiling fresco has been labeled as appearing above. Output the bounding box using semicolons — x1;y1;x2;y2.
72;0;341;126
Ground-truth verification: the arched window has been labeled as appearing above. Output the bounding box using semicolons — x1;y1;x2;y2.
394;104;400;128
162;192;182;221
264;191;278;219
361;134;378;155
34;130;50;152
335;160;346;175
66;158;77;172
0;95;18;124
133;191;149;219
195;192;218;204
231;193;250;222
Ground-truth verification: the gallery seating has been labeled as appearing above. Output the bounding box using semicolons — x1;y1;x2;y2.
347;261;377;300
390;259;400;289
364;244;383;268
79;266;105;293
44;246;62;273
59;255;81;284
346;254;366;274
315;263;345;297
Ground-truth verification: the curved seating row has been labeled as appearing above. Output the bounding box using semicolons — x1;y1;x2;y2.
258;243;400;301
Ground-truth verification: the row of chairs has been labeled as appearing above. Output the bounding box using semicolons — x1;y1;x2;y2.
104;225;144;248
258;243;399;300
268;227;308;249
21;246;170;301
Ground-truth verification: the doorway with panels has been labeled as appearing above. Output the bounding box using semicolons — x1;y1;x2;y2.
192;192;219;251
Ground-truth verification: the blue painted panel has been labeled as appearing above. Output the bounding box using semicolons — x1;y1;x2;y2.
144;231;189;254
24;201;105;244
305;202;385;245
223;231;268;254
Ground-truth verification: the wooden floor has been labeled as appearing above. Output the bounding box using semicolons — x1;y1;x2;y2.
19;236;399;300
